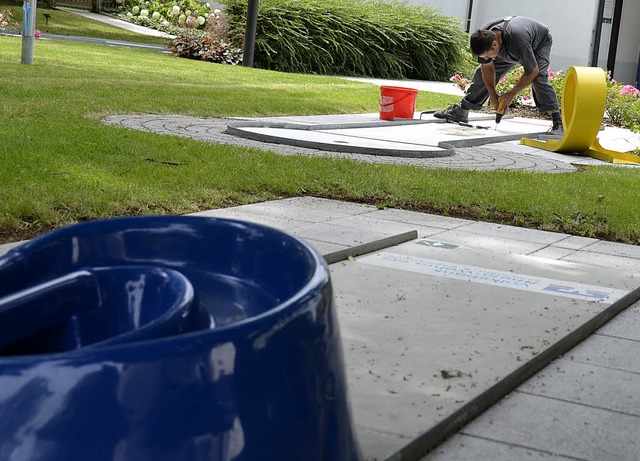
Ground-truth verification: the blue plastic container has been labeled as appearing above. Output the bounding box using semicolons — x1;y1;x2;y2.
0;216;362;461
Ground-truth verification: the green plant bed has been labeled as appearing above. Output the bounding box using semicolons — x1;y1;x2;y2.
223;0;467;80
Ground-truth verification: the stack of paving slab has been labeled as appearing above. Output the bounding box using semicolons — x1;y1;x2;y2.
227;113;553;158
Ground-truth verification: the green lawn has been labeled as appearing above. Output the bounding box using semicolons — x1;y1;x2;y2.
1;26;639;246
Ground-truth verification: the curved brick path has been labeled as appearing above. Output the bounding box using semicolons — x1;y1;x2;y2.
103;114;578;173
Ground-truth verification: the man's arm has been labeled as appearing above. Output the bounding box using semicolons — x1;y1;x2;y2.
480;62;500;109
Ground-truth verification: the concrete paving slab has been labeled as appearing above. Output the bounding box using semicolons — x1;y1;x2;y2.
417;228;553;255
292;221;393;248
562;251;640;274
547;235;600;250
425;434;566;460
576;240;640;259
454;221;571;246
369;208;474;230
329;215;444;239
331;237;636;460
458;392;640;461
3;197;640;461
101;114;582;172
527;246;578;261
569;333;640;374
596;302;640;341
227;115;550;158
518;357;640;415
227;125;455;158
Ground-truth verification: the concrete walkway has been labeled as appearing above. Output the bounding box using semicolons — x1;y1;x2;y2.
191;198;640;461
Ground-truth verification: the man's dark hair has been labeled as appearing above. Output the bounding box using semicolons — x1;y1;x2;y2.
470;29;497;56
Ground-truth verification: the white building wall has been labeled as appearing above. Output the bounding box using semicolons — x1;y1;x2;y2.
613;0;640;84
470;0;600;73
380;0;639;84
404;0;469;28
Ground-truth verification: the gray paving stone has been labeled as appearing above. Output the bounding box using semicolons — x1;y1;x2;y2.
191;208;307;232
551;235;600;250
280;196;376;215
101;115;579;172
569;333;640;374
422;434;570;460
580;241;640;259
425;229;550;255
356;427;411;461
459;222;570;245
518;358;640;416
527;246;578;260
329;215;441;240
561;251;640;275
292;221;391;248
462;392;640;461
0;240;26;257
596;302;640;341
370;208;474;230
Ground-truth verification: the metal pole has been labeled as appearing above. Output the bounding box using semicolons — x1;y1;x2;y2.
465;0;474;33
590;0;606;67
21;0;37;64
606;0;624;76
242;0;259;67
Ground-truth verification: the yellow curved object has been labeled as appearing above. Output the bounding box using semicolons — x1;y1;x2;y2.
521;66;640;164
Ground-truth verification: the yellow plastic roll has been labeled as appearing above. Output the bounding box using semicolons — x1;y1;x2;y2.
521;66;640;164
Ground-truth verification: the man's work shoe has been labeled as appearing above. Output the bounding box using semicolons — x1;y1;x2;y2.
433;104;469;123
546;121;564;136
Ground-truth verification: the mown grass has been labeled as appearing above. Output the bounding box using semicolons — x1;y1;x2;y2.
1;34;640;246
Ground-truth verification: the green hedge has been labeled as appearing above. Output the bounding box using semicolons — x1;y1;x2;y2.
225;0;467;80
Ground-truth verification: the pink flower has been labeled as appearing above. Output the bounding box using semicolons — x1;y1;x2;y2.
34;29;41;38
620;84;639;97
548;70;555;79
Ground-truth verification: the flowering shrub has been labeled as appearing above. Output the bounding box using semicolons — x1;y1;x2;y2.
168;9;242;65
495;66;530;106
449;73;469;92
0;9;19;31
117;0;214;33
620;84;639;97
606;76;640;132
169;30;243;64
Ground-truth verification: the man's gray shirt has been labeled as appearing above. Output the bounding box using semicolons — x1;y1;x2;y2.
478;16;551;75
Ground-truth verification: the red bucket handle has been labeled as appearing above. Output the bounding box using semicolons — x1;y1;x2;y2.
379;93;414;107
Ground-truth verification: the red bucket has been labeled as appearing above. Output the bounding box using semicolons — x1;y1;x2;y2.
379;85;419;121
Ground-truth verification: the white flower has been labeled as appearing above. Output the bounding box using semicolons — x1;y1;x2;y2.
152;11;160;20
178;14;186;24
213;8;221;15
172;5;180;15
131;5;139;14
185;9;191;16
161;20;169;27
197;15;205;25
126;11;133;17
115;0;122;4
205;2;210;9
140;9;149;17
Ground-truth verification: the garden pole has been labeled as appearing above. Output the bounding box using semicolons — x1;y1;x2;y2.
242;0;258;67
21;0;36;64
